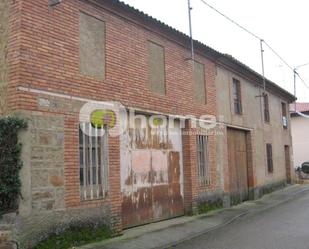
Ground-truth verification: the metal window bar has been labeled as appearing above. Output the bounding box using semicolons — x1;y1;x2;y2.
197;135;210;186
80;123;108;200
83;123;87;199
89;123;93;199
95;125;99;198
103;125;109;196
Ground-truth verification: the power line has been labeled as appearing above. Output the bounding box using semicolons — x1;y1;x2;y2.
296;62;309;70
198;0;261;40
197;0;309;92
263;41;294;71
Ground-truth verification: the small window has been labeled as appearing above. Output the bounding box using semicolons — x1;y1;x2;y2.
232;79;242;114
282;102;288;129
196;135;210;186
266;143;273;173
263;94;270;123
79;123;109;200
148;41;166;95
193;61;206;104
79;12;105;79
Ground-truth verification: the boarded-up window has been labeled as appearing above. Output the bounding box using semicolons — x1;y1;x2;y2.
232;78;242;114
148;41;166;95
80;12;105;79
282;102;288;129
193;61;206;104
266;143;273;173
79;123;108;200
264;94;270;123
197;135;210;186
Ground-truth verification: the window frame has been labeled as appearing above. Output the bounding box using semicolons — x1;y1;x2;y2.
79;11;106;79
266;143;274;174
147;40;166;95
232;78;242;115
196;135;210;186
79;123;109;201
281;102;288;129
263;93;270;123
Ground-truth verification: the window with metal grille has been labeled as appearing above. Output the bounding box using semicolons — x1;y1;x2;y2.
266;143;273;173
197;135;210;186
232;79;242;115
264;94;270;123
79;123;109;200
282;102;288;129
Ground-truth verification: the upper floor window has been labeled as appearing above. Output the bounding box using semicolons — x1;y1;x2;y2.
232;78;242;114
79;12;105;79
196;135;210;186
148;41;166;95
193;61;206;104
266;143;273;173
263;93;270;123
79;123;109;200
282;102;288;129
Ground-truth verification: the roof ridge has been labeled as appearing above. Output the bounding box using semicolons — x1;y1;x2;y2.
96;0;296;101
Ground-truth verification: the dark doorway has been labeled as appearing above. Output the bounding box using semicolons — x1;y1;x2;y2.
285;145;291;184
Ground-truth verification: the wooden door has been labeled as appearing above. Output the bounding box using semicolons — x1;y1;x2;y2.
227;128;249;204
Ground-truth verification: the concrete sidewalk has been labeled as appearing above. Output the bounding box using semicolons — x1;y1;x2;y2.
78;184;309;249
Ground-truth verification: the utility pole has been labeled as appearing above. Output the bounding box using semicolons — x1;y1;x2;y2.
293;62;309;111
187;0;195;62
294;68;297;111
260;39;266;93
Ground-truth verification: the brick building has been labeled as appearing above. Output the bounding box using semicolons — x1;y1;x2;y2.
0;0;295;247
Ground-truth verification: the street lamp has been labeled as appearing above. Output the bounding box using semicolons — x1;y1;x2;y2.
293;62;309;111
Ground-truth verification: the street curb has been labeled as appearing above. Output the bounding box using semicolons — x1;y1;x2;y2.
157;185;309;249
77;185;309;249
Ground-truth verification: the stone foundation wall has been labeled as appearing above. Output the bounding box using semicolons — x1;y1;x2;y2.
14;206;111;249
14;111;115;248
253;179;287;199
197;179;288;211
18;112;65;215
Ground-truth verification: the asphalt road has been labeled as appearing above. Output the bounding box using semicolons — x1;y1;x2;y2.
173;191;309;249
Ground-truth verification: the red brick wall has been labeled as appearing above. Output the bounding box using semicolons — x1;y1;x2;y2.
8;0;217;229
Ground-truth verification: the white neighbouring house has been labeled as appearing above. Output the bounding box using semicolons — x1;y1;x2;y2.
291;103;309;168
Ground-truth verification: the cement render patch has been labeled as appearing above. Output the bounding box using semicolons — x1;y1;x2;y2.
78;184;309;249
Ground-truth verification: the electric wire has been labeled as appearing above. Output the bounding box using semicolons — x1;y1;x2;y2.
197;0;309;92
198;0;261;40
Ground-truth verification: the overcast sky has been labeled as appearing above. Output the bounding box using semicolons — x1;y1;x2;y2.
122;0;309;102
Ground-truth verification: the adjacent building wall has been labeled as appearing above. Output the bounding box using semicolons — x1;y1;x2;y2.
291;116;309;167
216;66;293;194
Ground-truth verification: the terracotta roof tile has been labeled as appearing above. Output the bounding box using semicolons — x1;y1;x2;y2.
290;103;309;112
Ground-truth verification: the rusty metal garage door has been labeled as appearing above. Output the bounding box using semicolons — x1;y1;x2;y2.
227;128;249;204
121;116;184;228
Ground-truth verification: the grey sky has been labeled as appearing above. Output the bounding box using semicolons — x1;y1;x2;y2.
121;0;309;102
